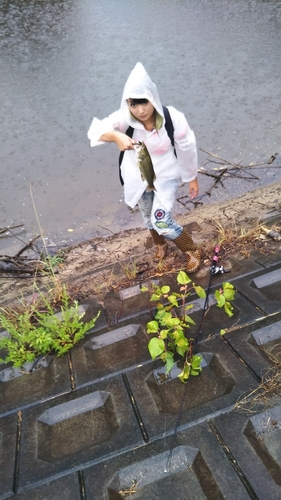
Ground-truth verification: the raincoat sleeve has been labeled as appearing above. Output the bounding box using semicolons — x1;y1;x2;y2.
168;106;198;182
87;109;127;147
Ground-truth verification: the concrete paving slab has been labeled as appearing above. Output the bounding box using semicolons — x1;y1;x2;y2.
0;355;71;417
83;422;252;500
252;320;281;361
13;472;81;500
234;263;281;314
212;404;281;499
104;285;155;323
224;314;281;378
18;376;142;488
125;337;258;439
0;413;17;499
71;314;151;387
250;248;281;268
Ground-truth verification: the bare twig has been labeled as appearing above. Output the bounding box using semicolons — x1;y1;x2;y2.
15;235;41;257
0;224;24;236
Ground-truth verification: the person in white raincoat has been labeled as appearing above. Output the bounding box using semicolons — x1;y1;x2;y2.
87;62;201;273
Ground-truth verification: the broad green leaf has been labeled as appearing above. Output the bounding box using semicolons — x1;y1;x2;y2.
167;317;181;327
168;295;179;307
191;354;202;369
220;329;226;336
222;283;236;301
191;368;201;376
223;282;235;291
140;286;148;292
150;293;161;302
148;337;165;360
215;289;225;308
178;363;191;383
224;302;234;317
156;310;172;322
147;320;159;333
159;329;169;339
161;351;174;373
177;270;192;285
172;329;185;341
223;289;235;301
184;315;196;325
193;284;206;298
161;285;170;294
176;337;188;348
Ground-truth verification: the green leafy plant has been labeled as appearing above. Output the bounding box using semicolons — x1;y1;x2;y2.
42;253;65;271
145;271;236;383
0;285;100;368
123;260;138;280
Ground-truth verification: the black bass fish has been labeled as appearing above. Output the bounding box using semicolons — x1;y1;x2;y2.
134;142;156;191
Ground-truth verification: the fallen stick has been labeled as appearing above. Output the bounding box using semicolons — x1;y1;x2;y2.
0;224;24;235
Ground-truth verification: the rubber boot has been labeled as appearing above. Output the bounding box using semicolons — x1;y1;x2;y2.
172;230;201;273
149;229;168;261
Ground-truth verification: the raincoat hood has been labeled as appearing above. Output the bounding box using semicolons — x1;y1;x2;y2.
121;62;164;129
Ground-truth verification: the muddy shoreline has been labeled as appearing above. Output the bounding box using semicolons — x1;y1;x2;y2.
1;180;281;307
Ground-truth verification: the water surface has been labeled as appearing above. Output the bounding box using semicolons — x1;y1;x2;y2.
1;0;280;252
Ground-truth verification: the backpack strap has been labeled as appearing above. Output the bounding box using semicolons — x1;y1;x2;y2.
118;126;134;186
163;106;177;157
118;106;176;186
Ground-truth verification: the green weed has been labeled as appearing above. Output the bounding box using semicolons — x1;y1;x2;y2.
0;285;100;368
146;270;235;383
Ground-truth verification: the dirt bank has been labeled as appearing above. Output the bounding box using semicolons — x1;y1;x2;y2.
1;180;281;306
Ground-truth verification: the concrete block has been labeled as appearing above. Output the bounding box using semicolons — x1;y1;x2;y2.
14;472;81;499
84;422;253;499
0;355;71;417
18;376;142;488
104;286;153;322
71;318;151;386
250;249;281;268
253;268;281;289
224;314;281;378
0;414;17;498
234;264;281;314
84;324;140;350
125;337;258;438
212;405;281;499
37;392;119;462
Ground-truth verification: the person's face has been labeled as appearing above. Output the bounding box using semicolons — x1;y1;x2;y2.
128;99;155;123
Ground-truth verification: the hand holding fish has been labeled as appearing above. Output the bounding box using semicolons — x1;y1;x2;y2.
99;131;135;151
189;178;199;199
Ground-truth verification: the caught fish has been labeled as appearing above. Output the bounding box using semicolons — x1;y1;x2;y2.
134;141;156;191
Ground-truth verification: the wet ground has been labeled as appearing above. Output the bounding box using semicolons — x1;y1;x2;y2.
1;203;281;499
1;0;281;253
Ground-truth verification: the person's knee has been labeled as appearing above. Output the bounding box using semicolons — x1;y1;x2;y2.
152;220;172;236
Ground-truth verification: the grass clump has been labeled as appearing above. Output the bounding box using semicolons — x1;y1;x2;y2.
0;285;100;368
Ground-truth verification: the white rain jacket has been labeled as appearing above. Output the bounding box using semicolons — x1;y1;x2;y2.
87;62;198;210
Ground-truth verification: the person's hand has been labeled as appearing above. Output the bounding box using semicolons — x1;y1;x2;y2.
112;132;136;151
189;178;199;199
99;131;136;151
